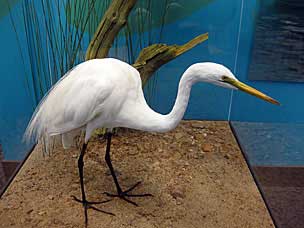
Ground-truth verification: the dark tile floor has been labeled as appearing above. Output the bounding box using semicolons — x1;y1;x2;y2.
231;122;304;228
253;166;304;228
0;160;20;196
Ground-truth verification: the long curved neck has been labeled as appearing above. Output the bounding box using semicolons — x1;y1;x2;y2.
164;69;195;131
119;67;197;133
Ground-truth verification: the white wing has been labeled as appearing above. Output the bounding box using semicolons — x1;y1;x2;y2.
24;63;114;144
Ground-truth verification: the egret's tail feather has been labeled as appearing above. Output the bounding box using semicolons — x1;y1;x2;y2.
23;108;44;143
23;105;83;154
24;109;62;155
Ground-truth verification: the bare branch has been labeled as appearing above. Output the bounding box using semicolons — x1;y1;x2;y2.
85;0;137;60
133;33;209;85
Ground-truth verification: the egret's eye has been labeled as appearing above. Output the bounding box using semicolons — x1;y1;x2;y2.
221;76;229;81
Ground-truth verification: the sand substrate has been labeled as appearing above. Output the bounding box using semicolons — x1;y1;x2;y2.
0;121;274;228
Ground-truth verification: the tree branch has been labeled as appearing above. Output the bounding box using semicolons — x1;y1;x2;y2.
133;33;209;85
85;0;137;60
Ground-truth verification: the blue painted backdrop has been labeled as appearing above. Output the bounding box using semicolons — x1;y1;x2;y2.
0;2;33;160
0;0;303;161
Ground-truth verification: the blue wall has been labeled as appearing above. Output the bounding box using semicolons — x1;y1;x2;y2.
0;2;34;160
230;0;304;123
0;0;303;160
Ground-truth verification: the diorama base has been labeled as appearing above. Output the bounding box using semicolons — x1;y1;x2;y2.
0;121;274;228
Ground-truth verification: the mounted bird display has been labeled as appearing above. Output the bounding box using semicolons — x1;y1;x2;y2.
24;58;279;224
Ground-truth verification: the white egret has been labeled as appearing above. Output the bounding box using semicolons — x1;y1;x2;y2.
24;58;279;222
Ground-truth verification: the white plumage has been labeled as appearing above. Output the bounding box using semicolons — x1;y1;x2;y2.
23;57;279;223
24;58;278;149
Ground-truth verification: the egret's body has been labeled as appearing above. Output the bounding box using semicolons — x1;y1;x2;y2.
26;58;177;146
24;58;279;224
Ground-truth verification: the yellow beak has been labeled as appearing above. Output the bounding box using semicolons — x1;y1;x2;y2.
223;77;280;105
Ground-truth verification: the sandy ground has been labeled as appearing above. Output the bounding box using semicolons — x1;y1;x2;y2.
0;121;274;228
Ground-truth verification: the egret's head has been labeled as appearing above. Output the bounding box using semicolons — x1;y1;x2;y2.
190;62;280;105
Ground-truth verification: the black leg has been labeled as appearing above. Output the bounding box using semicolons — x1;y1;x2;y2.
104;132;153;206
79;143;88;203
105;133;122;194
72;143;114;226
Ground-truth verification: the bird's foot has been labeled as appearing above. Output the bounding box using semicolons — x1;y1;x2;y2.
103;181;153;206
71;195;115;225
